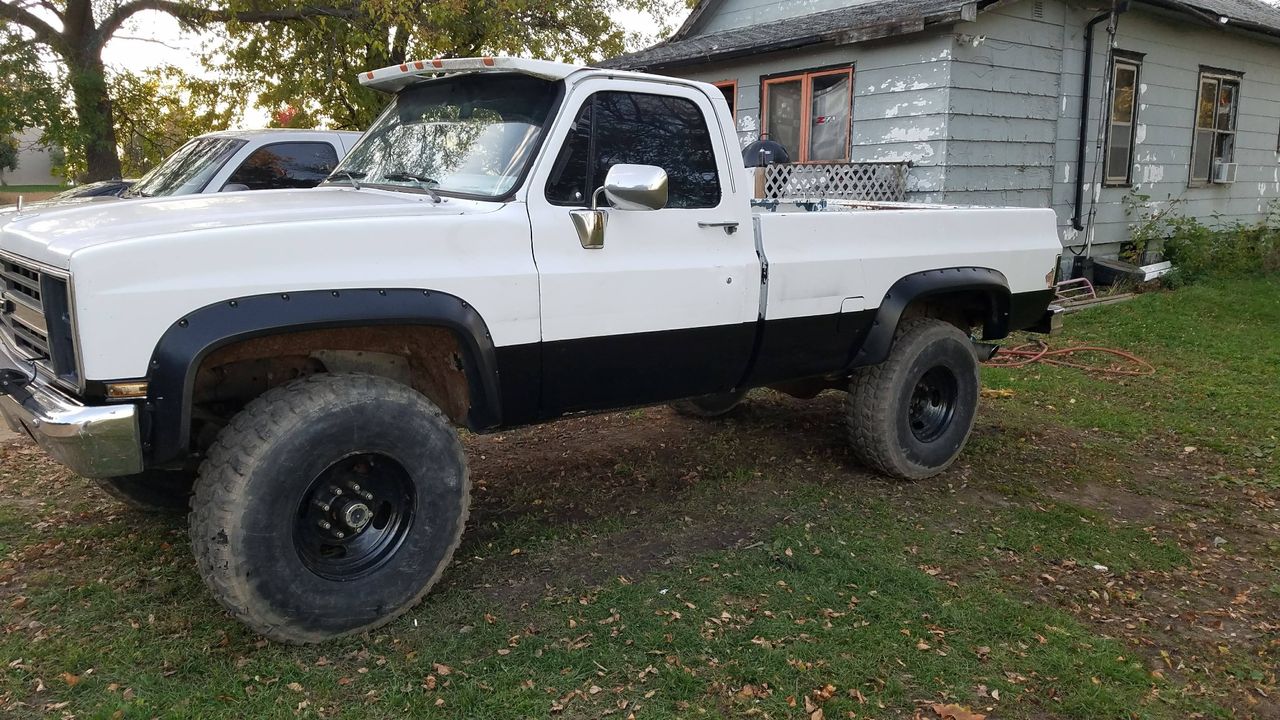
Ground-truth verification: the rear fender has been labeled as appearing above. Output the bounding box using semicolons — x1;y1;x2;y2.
851;267;1011;368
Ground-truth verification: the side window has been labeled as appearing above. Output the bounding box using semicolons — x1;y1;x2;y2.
1190;71;1240;186
1104;56;1141;186
545;91;722;209
226;142;340;191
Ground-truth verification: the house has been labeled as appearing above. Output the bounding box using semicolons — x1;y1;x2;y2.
0;128;61;186
602;0;1280;261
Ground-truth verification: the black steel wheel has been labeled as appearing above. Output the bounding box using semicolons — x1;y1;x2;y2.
294;453;416;581
190;373;469;644
907;366;959;443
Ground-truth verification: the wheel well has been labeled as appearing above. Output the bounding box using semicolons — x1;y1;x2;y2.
900;289;1003;337
190;325;472;453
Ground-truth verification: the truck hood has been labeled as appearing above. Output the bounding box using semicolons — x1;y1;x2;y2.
0;187;502;268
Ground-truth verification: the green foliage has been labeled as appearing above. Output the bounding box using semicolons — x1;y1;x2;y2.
0;136;18;177
209;0;686;130
1124;192;1280;285
109;66;237;177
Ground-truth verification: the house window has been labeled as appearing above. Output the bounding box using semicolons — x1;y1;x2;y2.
713;81;737;121
1190;70;1241;185
1104;56;1140;186
763;67;853;163
545;91;722;209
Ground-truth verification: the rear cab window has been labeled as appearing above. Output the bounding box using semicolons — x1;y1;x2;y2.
226;142;340;191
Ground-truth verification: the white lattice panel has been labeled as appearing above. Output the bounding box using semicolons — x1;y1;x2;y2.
759;163;909;202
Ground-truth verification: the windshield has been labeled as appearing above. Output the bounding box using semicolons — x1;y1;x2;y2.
328;73;558;199
126;137;246;198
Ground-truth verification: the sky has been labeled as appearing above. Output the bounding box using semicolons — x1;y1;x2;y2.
97;8;683;128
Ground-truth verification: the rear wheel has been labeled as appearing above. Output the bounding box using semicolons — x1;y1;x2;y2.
845;318;979;479
93;471;194;512
190;373;470;644
670;390;746;419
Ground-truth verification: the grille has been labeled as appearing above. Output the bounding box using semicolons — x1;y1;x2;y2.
758;162;910;202
1;258;51;359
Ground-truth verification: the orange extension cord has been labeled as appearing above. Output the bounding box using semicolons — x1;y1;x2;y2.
984;339;1156;376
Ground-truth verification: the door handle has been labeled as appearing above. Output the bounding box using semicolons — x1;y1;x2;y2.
698;221;740;235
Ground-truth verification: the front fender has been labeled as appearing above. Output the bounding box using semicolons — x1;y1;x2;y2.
143;288;502;466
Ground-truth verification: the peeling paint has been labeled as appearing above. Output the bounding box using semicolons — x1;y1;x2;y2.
738;115;757;133
1141;165;1164;183
1140;83;1148;95
1135;124;1147;144
1061;163;1071;183
881;126;938;142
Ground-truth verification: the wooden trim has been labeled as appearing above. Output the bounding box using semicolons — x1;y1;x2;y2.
761;66;854;163
712;80;738;119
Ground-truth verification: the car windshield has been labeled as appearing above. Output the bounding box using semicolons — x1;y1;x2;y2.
125;137;246;198
328;73;558;199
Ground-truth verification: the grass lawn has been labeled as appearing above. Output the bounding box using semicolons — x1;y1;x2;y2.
1;278;1277;719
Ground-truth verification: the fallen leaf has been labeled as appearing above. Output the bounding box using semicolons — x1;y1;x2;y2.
61;672;80;687
931;703;986;720
434;663;452;676
286;682;304;692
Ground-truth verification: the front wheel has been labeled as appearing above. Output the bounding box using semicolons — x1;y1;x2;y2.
845;318;979;479
190;373;470;644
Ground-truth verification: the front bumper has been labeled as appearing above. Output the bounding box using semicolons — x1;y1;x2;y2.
0;342;143;478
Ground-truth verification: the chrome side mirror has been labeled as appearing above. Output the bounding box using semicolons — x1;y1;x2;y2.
568;164;669;249
603;164;668;211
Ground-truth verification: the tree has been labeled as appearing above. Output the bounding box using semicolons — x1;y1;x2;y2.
111;65;236;175
0;136;19;184
0;0;681;181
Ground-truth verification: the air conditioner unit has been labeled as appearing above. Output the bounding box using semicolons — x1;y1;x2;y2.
1212;161;1238;184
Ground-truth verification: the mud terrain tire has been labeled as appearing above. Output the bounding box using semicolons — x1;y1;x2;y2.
190;373;470;644
845;318;979;479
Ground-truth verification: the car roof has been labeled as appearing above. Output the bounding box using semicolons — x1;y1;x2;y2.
195;129;363;141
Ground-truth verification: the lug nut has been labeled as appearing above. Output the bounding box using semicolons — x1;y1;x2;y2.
329;486;344;496
312;499;331;512
334;531;346;539
360;491;374;500
349;482;362;493
317;520;331;530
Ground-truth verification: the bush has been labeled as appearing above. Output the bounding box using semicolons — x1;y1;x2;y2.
1125;193;1280;286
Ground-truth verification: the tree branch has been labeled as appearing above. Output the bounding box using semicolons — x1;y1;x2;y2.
0;0;65;51
100;0;362;40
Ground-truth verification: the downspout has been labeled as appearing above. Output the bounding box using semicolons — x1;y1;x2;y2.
1072;11;1115;231
1072;2;1129;232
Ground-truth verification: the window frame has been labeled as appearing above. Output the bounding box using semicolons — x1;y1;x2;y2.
1189;68;1242;187
712;80;737;123
1103;52;1142;187
541;89;725;210
226;140;342;191
761;65;854;164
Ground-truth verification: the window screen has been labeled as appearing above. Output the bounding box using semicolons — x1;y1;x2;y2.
227;142;340;190
545;91;722;209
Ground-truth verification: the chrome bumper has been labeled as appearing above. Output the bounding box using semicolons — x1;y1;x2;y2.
0;345;143;478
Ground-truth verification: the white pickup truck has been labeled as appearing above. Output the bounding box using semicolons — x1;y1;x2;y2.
0;57;1060;643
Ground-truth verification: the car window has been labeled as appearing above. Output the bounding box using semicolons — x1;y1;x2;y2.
126;137;246;197
226;142;340;191
545;91;722;209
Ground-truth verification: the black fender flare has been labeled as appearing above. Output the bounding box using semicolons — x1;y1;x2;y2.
143;288;503;466
850;267;1011;368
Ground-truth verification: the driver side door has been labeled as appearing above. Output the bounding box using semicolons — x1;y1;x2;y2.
526;81;758;415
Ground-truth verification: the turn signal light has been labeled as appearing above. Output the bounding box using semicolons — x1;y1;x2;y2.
106;381;149;400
